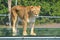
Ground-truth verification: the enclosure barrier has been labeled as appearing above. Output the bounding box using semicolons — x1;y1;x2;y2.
0;0;60;40
37;16;60;18
0;14;60;27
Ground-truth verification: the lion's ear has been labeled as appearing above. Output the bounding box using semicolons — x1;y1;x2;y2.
30;6;34;8
38;6;41;8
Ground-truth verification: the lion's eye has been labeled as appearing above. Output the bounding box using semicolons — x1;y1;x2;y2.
38;9;40;11
33;9;36;11
33;10;35;11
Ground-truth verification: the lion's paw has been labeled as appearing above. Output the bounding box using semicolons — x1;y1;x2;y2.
23;32;28;36
30;32;36;36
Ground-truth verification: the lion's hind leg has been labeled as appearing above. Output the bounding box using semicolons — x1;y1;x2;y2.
11;10;17;36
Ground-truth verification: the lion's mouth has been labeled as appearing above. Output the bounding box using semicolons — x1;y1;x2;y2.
34;14;38;17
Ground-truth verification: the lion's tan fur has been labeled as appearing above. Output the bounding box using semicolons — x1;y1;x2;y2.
11;6;41;36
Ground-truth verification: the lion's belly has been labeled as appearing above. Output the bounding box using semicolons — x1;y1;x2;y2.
18;16;36;23
27;17;36;23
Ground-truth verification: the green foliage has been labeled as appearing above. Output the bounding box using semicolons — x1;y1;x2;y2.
0;0;8;14
0;0;60;24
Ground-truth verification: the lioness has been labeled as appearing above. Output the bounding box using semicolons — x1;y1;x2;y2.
11;6;41;36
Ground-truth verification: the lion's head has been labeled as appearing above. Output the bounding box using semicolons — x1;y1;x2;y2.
30;6;41;17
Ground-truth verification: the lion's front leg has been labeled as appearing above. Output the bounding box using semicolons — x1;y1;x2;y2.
30;17;36;36
22;20;28;36
30;23;36;36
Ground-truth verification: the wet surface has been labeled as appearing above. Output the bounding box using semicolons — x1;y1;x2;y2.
0;28;60;40
0;28;60;37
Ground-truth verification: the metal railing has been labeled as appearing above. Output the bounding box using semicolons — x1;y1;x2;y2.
0;14;60;25
37;16;60;18
0;14;11;28
0;14;9;16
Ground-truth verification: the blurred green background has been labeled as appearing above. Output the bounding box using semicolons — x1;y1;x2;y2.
0;0;60;24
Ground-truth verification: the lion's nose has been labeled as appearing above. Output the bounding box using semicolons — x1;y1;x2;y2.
35;14;37;15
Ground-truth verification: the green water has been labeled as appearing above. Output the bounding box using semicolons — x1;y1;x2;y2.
0;28;60;37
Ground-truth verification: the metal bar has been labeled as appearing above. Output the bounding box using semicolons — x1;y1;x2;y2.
0;14;9;16
0;14;60;18
37;16;60;18
0;37;60;38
